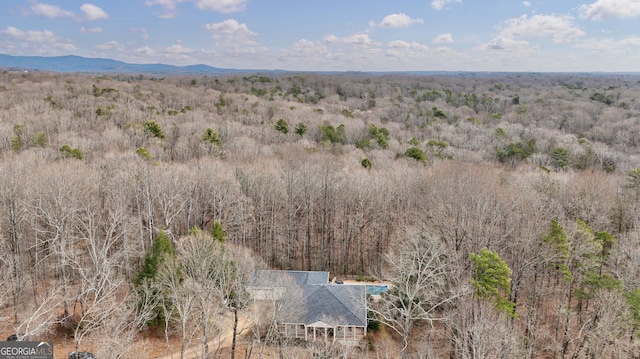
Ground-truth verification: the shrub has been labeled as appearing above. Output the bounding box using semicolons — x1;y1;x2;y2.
427;139;449;159
368;124;390;149
136;147;154;161
367;319;380;332
494;127;507;139
251;87;267;97
294;122;308;136
590;92;613;105
496;139;535;163
10;136;21;152
404;147;427;162
59;145;83;160
319;123;345;144
551;147;569;170
212;221;225;242
423;90;441;102
356;138;371;149
144;121;165;139
275;119;289;134
201;128;222;146
215;94;230;112
426;139;448;149
11;125;24;151
432;107;447;119
32;132;48;148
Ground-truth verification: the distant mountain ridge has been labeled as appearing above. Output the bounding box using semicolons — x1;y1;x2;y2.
0;54;481;76
0;54;250;75
4;54;636;76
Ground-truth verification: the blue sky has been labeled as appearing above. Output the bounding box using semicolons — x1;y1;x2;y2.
1;0;640;71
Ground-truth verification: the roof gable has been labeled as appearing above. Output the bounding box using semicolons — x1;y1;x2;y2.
249;270;367;328
304;285;366;327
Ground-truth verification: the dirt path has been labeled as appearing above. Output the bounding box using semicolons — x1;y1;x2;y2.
153;310;254;359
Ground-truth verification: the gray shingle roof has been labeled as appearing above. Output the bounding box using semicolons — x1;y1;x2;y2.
250;270;367;327
304;284;366;327
250;270;329;287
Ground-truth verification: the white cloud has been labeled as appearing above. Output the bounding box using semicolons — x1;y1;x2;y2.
384;40;438;67
95;41;124;51
432;0;462;10
206;19;255;39
2;26;60;43
166;43;194;54
81;27;103;33
30;3;74;18
343;34;373;45
205;19;265;54
145;0;246;15
282;39;329;60
480;35;530;51
135;46;157;56
324;33;374;46
377;13;423;28
576;36;640;52
433;33;454;44
194;0;247;12
388;40;429;50
500;14;585;43
579;0;640;19
523;1;531;6
324;35;339;43
0;26;76;53
145;0;185;10
28;2;108;21
292;39;324;53
79;4;109;21
388;40;411;48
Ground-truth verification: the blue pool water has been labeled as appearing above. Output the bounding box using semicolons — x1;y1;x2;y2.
366;285;389;295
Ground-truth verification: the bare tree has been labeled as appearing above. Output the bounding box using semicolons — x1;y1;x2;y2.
93;284;161;359
246;270;306;359
371;227;465;359
68;192;136;356
177;230;232;358
68;268;125;356
0;158;30;323
156;254;197;359
27;162;95;321
11;287;63;341
223;244;260;359
450;301;522;359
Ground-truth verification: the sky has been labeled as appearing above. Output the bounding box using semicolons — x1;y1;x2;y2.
1;0;640;72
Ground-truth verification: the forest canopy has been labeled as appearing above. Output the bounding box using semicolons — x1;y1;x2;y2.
1;70;640;358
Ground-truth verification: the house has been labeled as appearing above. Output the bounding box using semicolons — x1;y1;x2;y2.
248;270;367;342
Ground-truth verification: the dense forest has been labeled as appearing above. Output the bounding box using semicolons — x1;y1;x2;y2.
1;70;640;358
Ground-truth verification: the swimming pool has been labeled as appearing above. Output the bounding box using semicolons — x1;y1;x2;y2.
366;285;389;295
